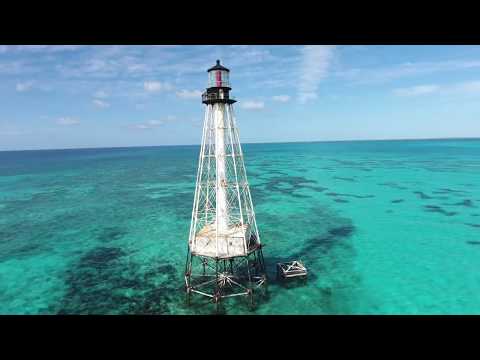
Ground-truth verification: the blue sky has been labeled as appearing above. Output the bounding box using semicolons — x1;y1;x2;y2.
1;45;480;151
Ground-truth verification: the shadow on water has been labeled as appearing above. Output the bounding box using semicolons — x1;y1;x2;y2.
259;205;361;314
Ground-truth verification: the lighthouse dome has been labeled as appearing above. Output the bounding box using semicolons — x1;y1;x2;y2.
207;59;230;72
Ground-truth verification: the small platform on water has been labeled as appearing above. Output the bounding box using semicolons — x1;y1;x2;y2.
276;260;308;280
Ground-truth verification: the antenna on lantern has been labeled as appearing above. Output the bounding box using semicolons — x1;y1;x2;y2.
185;60;267;312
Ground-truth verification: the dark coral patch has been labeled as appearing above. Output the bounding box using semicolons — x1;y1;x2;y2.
433;188;467;195
465;223;480;228
262;176;326;198
326;192;374;199
413;191;433;200
379;182;407;190
77;246;126;270
96;227;128;243
291;193;311;199
452;199;476;208
334;199;349;203
55;246;179;314
391;199;404;204
333;176;356;182
266;170;289;176
308;185;328;192
466;241;480;245
328;226;355;237
424;205;457;217
332;159;359;166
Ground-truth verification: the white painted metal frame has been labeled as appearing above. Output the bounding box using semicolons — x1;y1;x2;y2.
188;103;260;259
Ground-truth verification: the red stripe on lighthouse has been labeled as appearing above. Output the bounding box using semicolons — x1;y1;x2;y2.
216;71;222;87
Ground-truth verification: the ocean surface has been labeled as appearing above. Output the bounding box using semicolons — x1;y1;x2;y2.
1;139;480;314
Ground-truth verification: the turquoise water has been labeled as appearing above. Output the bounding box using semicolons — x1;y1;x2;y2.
1;139;480;314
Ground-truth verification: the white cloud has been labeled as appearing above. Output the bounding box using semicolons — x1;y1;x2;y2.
272;95;291;102
56;117;80;126
339;59;480;85
135;116;176;129
149;120;164;125
227;48;274;67
0;45;84;55
136;120;163;129
176;89;202;99
93;90;109;99
393;84;440;96
16;81;34;92
240;100;265;110
16;45;84;53
144;81;173;92
0;61;26;75
127;63;150;73
0;130;25;136
298;45;336;104
453;80;480;93
93;99;110;108
393;80;480;97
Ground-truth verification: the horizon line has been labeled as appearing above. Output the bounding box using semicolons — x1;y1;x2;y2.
1;136;480;152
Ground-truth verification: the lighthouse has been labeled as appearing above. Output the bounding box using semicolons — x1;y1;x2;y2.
184;60;267;310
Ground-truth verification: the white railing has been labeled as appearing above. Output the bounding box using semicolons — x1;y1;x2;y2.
202;92;235;102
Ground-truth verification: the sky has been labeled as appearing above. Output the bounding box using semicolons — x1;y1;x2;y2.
1;45;480;151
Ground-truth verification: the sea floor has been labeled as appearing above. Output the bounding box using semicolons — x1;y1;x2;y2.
0;139;479;314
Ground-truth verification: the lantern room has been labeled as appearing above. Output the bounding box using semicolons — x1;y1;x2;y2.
207;60;230;88
202;60;236;105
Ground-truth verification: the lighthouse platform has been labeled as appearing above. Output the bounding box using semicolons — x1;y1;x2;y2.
190;222;252;258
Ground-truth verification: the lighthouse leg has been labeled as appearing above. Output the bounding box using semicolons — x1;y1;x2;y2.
185;285;191;306
184;250;192;306
213;259;222;313
245;255;256;311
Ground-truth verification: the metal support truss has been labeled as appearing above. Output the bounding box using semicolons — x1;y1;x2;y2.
185;101;267;310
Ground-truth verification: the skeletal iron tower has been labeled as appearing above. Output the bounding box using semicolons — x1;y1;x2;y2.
185;60;267;310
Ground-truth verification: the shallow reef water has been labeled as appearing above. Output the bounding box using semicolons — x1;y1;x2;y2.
1;139;480;314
